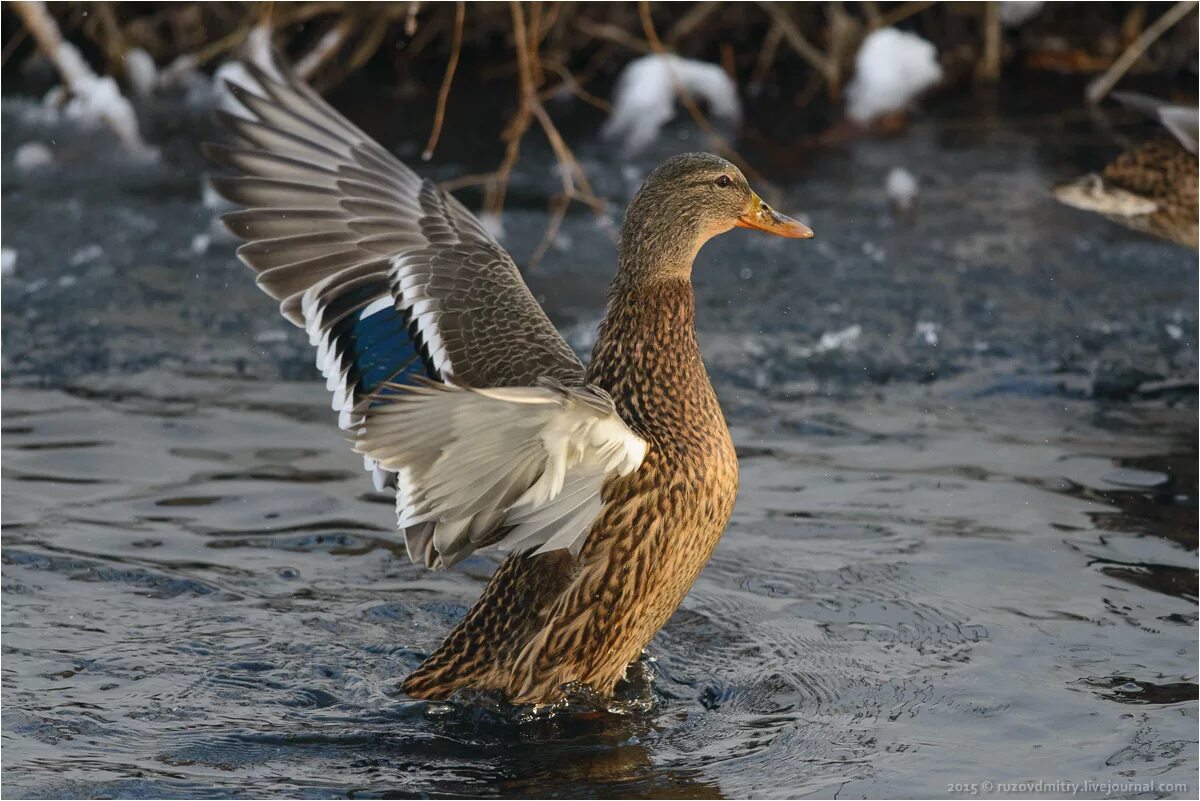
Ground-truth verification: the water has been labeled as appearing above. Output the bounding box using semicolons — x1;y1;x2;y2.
2;75;1197;797
2;374;1195;798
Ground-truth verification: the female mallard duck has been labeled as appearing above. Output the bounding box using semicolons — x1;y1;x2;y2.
207;60;811;705
1054;92;1198;249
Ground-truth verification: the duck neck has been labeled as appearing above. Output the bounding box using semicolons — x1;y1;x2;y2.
586;267;707;434
595;273;698;359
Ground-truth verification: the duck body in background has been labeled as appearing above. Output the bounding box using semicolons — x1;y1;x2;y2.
207;59;812;706
1054;92;1198;249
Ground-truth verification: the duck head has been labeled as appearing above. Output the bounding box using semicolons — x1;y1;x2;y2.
618;152;812;283
1052;172;1159;220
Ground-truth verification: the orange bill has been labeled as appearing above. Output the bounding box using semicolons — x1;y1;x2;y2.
735;192;814;238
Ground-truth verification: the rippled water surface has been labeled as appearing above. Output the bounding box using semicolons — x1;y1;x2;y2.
3;375;1195;798
3;68;1199;797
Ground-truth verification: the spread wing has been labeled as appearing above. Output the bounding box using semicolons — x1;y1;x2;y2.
205;57;622;568
354;380;645;568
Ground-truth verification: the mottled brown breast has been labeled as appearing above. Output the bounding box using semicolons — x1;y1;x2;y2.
498;276;741;700
402;276;740;705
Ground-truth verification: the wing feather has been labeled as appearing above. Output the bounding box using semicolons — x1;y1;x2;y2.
354;381;645;567
207;54;596;568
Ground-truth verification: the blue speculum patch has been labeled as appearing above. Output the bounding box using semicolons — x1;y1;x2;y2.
350;302;425;397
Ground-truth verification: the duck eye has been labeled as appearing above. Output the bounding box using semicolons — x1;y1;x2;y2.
715;175;732;188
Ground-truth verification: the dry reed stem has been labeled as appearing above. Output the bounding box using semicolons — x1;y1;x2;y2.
572;16;651;54
423;0;465;160
824;1;858;95
1;27;28;68
757;2;837;84
91;3;129;74
295;15;354;80
342;16;388;73
1087;0;1197;103
666;1;722;44
511;2;607;266
749;23;783;91
539;58;613;112
9;0;150;152
874;1;936;29
977;1;1001;82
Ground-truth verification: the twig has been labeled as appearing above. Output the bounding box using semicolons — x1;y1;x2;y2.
666;1;722;44
188;27;253;68
719;41;736;81
423;0;465;160
485;2;536;216
977;1;1001;82
1;27;27;68
824;1;858;95
527;1;545;88
13;0;92;86
439;170;505;193
10;0;151;154
342;15;389;75
295;16;355;81
637;0;770;189
397;10;445;67
876;0;936;29
1086;0;1197;104
272;2;346;29
757;2;837;84
749;23;783;92
862;1;883;28
573;17;652;54
506;2;606;266
529;194;572;266
91;2;129;74
539;58;613;112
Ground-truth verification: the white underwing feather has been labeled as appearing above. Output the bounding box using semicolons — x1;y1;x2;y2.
354;380;645;567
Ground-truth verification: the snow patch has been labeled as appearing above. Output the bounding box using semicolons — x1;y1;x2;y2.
48;42;156;159
604;54;741;154
846;28;942;124
1;248;17;277
15;142;54;171
124;48;158;97
479;211;506;241
999;1;1044;27
886;167;919;210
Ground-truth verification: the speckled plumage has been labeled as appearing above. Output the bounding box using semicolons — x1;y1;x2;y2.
1096;137;1198;248
403;278;739;702
209;61;808;706
1054;94;1198;249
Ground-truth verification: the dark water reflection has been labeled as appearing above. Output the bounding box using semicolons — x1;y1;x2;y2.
2;376;1195;798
